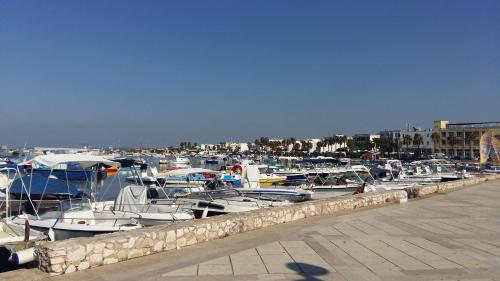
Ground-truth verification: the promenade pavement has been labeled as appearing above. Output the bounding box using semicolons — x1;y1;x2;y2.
4;180;500;281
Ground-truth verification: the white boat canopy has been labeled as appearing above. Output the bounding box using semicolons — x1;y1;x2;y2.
23;154;121;169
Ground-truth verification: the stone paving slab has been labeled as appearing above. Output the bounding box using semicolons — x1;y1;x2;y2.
154;181;500;280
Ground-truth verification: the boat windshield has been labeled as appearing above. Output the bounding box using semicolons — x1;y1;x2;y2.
60;199;92;213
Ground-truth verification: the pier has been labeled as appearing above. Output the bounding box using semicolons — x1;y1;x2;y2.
2;178;499;281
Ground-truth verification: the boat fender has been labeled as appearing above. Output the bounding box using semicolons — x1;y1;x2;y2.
232;165;243;174
10;248;35;265
201;206;209;218
48;228;56;241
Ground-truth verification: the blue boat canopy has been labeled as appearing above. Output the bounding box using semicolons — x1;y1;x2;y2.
9;175;83;199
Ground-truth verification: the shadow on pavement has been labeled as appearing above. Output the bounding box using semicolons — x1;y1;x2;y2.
287;262;329;281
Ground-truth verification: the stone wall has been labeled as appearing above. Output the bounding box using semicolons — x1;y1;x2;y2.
407;174;500;198
35;190;406;275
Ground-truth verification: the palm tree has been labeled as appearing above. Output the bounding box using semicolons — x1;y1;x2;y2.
341;136;348;148
322;137;330;152
447;134;458;158
293;142;301;155
393;137;401;159
431;131;440;154
332;135;342;152
402;135;412;155
413;133;424;156
464;132;474;159
300;140;307;153
316;141;324;153
346;139;356;152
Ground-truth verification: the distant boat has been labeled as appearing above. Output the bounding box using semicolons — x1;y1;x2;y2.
161;155;191;168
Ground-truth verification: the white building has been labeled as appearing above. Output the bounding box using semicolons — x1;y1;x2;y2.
352;133;380;144
200;144;216;151
380;127;434;154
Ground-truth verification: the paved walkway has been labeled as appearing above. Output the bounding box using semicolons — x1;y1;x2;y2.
5;180;500;281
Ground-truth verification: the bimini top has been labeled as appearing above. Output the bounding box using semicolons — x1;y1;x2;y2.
9;175;83;199
23;154;121;169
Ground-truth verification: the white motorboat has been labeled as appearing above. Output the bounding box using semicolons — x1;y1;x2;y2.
9;154;144;240
93;185;195;226
162;155;191;169
176;189;291;218
10;199;142;241
235;164;312;202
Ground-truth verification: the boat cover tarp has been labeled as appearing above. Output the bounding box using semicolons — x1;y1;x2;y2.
241;164;260;189
114;185;147;213
24;154;120;169
9;175;82;198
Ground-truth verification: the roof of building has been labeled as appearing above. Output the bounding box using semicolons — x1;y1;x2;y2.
447;122;500;128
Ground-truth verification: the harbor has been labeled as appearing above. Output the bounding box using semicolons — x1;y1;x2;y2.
1;141;499;277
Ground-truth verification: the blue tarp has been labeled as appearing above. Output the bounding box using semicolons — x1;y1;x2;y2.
9;175;83;199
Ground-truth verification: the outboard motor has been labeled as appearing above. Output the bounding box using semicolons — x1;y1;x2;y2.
147;188;159;199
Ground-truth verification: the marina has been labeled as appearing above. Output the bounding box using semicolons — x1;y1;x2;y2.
1;144;499;275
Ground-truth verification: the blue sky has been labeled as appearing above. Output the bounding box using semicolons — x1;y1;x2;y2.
1;0;499;147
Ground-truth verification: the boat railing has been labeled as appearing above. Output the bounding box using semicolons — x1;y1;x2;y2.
97;199;196;215
2;199;63;217
49;215;138;228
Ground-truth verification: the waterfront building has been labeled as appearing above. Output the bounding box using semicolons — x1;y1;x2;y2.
380;127;434;155
352;133;380;144
433;120;500;160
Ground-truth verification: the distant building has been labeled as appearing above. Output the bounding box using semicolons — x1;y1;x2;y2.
200;144;216;151
227;142;249;153
433;120;500;159
352;134;380;144
380;127;434;154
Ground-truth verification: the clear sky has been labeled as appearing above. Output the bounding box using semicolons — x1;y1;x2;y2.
1;0;499;148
